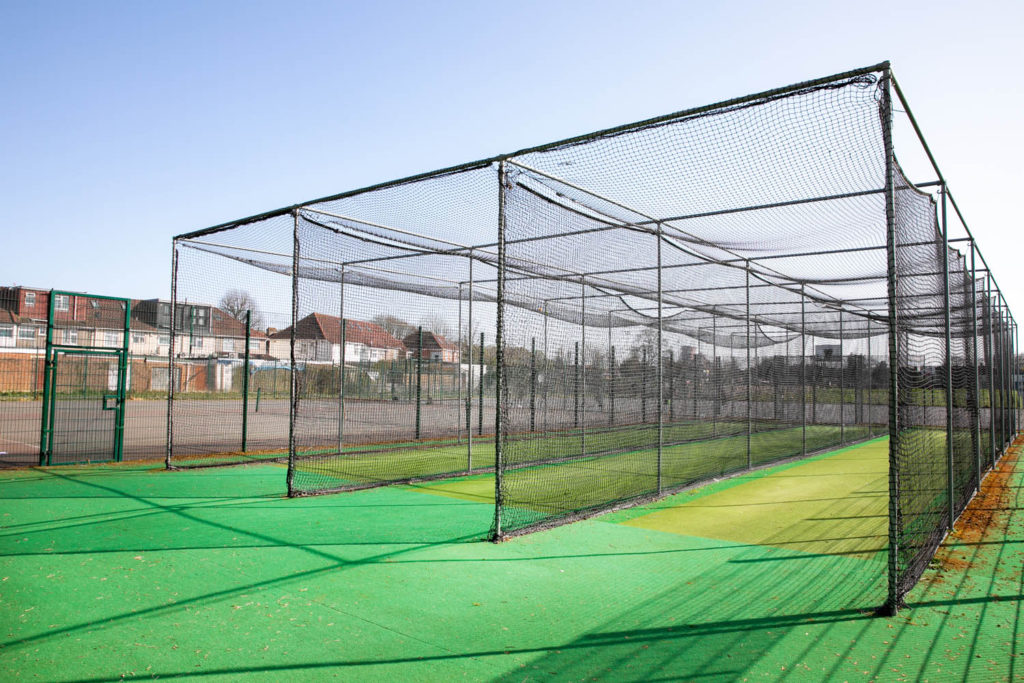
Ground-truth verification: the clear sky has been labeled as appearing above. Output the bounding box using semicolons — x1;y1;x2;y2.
1;0;1021;316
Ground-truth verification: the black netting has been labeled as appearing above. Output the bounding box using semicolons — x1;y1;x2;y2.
164;64;1016;613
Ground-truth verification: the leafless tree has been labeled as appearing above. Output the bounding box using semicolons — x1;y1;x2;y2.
219;289;265;329
373;314;415;340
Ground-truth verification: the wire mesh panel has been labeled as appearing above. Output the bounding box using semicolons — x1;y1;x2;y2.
281;165;500;495
0;287;46;465
169;214;296;467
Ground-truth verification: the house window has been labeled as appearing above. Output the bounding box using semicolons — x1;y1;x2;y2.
158;335;170;346
194;337;204;349
54;294;70;312
132;334;146;344
249;339;260;351
67;329;79;344
103;331;119;347
25;292;36;307
222;338;234;352
0;325;12;338
18;327;37;340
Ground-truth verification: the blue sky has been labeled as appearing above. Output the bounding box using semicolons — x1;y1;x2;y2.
1;0;1021;315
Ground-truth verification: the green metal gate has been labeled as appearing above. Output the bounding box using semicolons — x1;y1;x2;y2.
39;291;130;465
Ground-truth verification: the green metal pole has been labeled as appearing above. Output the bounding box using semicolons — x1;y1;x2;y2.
39;290;56;465
415;326;422;439
575;341;581;429
530;336;536;432
478;331;484;436
241;309;251;453
116;299;131;462
609;345;616;427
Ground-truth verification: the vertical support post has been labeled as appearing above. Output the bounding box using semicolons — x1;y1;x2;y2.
286;209;300;496
668;350;675;423
987;275;996;467
745;262;753;471
801;285;807;456
712;315;717;438
867;317;873;438
242;309;251;453
478;331;484;436
492;159;506;540
941;185;955;529
114;298;131;462
581;278;588;459
457;282;463;445
39;290;56;465
693;331;699;420
574;342;581;429
530;336;536;432
608;312;613;427
415;326;423;440
970;242;981;490
609;345;616;427
656;224;664;493
543;300;549;435
641;347;648;424
337;269;346;452
467;254;474;469
165;245;178;469
881;69;902;615
840;307;846;446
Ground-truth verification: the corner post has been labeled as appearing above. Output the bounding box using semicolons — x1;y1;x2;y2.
492;160;507;541
165;243;178;469
881;66;903;615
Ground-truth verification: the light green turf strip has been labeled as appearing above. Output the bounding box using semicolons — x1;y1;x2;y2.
621;438;888;558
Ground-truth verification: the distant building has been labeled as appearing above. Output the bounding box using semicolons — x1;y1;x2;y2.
269;314;405;363
404;330;460;363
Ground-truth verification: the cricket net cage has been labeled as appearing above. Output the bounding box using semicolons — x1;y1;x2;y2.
168;62;1018;613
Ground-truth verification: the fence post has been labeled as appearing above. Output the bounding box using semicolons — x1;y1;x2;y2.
457;282;463;445
641;347;647;424
581;278;588;459
712;315;717;438
415;326;423;440
165;245;179;468
970;242;981;490
242;309;250;453
338;268;346;453
745;263;751;469
609;345;616;427
530;336;536;432
478;331;484;436
574;341;581;429
656;224;663;493
867;317;872;438
467;253;474;469
987;276;996;468
840;307;846;446
801;286;807;456
940;186;955;528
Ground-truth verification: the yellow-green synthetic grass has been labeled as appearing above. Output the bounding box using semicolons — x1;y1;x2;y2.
1;436;1020;681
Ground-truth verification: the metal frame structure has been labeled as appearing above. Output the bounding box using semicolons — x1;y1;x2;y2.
167;62;1019;616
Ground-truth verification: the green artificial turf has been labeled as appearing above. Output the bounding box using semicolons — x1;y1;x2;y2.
0;437;1020;681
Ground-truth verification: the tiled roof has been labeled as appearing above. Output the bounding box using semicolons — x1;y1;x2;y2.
270;314;405;350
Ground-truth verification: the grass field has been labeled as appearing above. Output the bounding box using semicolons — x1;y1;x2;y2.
1;435;1021;681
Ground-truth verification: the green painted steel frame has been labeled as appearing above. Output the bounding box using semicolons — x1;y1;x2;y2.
38;290;131;466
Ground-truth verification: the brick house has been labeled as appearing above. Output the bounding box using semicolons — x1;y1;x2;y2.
403;330;460;363
269;314;405;363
